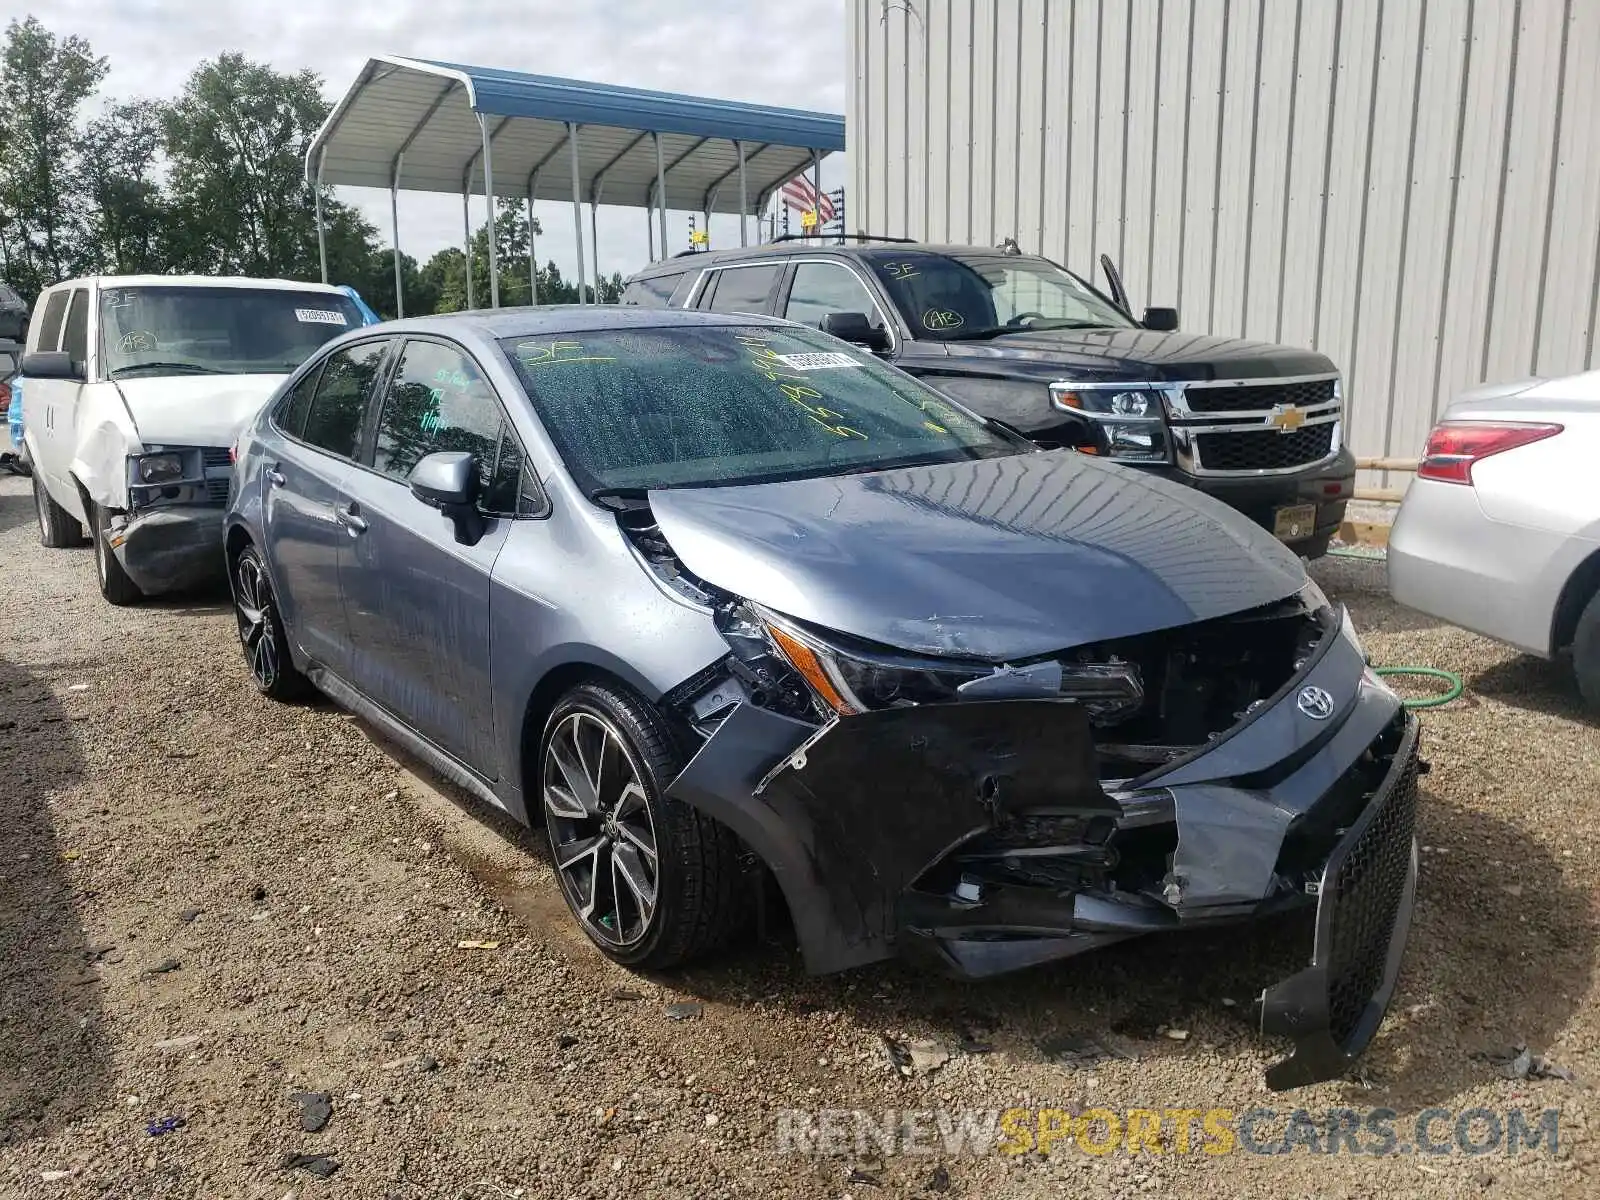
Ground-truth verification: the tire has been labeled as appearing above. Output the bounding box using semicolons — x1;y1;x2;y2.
540;681;744;970
32;471;83;548
90;503;144;606
1572;588;1600;713
232;542;311;702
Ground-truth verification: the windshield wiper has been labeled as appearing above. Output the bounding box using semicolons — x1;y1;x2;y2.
109;362;226;377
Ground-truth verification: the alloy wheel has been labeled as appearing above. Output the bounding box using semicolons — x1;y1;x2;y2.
234;552;279;690
543;710;660;947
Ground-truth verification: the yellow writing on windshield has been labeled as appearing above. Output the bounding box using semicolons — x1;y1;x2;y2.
736;332;866;440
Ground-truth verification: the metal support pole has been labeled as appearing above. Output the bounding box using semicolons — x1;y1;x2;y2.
527;178;539;305
480;114;500;309
654;131;668;256
390;154;404;318
737;141;748;247
462;189;475;310
590;202;601;302
646;190;655;261
568;123;587;306
314;149;329;284
811;150;822;241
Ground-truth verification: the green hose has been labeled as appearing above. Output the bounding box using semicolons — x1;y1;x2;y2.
1372;665;1464;709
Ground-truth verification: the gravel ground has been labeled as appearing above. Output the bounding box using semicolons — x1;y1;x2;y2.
1;471;1595;1199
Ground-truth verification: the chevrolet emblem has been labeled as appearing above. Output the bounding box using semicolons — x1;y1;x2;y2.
1267;403;1307;433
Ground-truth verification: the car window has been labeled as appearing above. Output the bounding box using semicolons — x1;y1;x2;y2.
501;324;1021;495
273;363;324;440
783;262;885;331
620;272;684;308
62;289;90;364
301;340;388;459
373;339;521;513
697;265;780;314
667;273;699;307
864;251;1135;340
35;290;69;352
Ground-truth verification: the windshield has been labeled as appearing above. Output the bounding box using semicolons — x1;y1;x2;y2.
501;324;1023;495
99;286;364;378
863;251;1135;340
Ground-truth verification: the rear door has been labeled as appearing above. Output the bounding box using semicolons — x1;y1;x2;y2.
339;336;528;775
261;337;393;676
692;263;784;316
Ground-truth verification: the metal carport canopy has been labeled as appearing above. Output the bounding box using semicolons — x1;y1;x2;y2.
307;55;845;310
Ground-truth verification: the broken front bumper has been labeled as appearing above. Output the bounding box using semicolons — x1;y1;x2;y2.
667;607;1419;1088
108;504;226;595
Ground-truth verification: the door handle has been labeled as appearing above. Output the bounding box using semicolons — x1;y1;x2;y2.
335;502;368;535
266;466;287;487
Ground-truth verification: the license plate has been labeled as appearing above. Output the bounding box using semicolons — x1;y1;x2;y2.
1273;503;1317;542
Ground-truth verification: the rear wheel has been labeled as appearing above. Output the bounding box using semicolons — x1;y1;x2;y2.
1572;589;1600;713
32;471;83;548
233;542;310;702
541;681;744;970
90;503;143;606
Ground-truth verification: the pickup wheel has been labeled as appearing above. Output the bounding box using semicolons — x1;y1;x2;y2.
33;471;84;548
91;504;144;606
233;542;311;702
540;681;745;970
1572;589;1600;713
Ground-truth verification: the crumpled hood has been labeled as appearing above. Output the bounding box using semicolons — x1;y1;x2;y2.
648;451;1307;660
116;373;287;447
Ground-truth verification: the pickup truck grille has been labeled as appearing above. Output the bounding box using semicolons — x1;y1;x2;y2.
1193;423;1337;472
202;447;231;505
1182;377;1337;414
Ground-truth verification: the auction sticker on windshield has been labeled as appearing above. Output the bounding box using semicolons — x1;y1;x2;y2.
295;308;348;325
776;352;863;371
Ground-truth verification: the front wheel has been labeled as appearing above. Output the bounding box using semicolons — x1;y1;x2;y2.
91;504;144;606
541;682;745;969
233;543;310;702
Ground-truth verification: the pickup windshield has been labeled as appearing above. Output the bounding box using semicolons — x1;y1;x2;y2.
863;250;1135;340
500;324;1023;495
100;286;363;378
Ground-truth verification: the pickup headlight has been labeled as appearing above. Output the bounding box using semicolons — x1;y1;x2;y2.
135;453;186;484
1049;384;1172;464
721;602;1143;719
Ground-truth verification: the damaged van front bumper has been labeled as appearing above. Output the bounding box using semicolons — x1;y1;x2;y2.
108;504;226;595
667;607;1420;1089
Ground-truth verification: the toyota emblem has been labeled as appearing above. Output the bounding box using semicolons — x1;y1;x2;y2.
1297;685;1335;720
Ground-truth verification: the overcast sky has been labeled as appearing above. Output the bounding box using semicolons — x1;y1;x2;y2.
30;0;847;282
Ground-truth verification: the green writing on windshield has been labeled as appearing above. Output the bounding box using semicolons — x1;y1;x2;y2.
736;331;867;440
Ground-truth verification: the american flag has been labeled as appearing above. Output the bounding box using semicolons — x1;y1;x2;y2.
781;174;835;222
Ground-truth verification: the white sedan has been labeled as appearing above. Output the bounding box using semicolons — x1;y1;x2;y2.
1389;369;1600;708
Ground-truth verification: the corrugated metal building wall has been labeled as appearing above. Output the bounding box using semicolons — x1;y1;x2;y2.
847;0;1600;474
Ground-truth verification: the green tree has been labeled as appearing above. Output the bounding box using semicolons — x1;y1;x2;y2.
77;99;168;274
0;16;108;297
160;53;382;283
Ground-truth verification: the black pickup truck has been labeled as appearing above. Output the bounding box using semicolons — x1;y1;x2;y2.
622;240;1353;558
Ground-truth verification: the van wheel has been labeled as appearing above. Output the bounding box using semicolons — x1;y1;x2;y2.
33;472;84;548
540;681;744;970
91;504;144;606
1572;590;1600;713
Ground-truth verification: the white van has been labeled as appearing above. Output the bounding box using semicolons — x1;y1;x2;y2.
22;275;368;604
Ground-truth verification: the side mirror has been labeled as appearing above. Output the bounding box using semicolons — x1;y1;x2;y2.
409;450;485;546
1142;307;1179;332
20;350;83;381
821;311;890;352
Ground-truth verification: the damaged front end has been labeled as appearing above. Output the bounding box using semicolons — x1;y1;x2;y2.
105;447;233;594
612;491;1419;1090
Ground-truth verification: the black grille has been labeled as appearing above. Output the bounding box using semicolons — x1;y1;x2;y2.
1324;742;1419;1046
1183;378;1337;414
202;447;231;505
1195;422;1336;472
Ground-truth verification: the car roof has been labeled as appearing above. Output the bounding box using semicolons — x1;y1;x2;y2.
627;241;1031;279
366;305;792;340
42;275;350;294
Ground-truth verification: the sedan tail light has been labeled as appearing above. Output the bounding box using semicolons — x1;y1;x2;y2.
1417;421;1563;485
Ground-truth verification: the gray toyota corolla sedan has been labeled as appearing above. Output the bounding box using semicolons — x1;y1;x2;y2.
224;307;1420;1089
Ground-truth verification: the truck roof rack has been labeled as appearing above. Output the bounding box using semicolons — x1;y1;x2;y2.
764;233;920;245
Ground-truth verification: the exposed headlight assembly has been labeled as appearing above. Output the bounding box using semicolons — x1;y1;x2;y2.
1049;383;1172;464
136;452;186;483
718;602;1143;720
